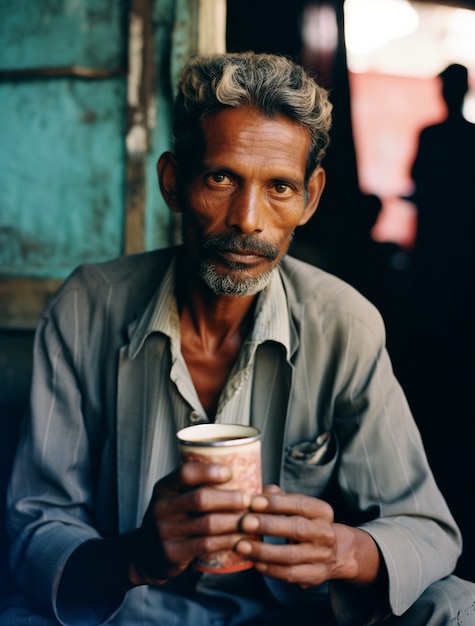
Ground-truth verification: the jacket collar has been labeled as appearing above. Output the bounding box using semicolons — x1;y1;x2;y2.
126;256;298;362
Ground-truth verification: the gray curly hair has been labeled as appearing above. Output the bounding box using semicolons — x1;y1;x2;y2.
172;52;332;181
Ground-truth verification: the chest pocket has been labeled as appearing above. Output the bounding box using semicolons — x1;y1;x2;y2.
282;431;338;497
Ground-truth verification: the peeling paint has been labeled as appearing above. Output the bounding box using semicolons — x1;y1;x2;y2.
80;109;98;123
0;0;217;285
126;123;147;156
127;12;143;108
147;94;157;129
0;0;126;71
0;78;125;278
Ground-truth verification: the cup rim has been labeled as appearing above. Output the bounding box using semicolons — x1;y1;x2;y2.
177;423;261;447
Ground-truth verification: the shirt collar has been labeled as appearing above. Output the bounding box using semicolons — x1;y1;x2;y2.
247;268;291;356
127;258;179;359
127;257;291;360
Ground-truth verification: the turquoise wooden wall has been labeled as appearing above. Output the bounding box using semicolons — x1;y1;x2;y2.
0;78;127;278
0;1;128;279
0;0;195;327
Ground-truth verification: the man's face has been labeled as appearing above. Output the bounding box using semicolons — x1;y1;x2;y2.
178;107;324;296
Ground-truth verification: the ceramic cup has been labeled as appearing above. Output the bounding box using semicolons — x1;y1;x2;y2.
177;423;262;573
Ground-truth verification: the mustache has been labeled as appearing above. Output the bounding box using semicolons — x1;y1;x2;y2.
203;234;279;261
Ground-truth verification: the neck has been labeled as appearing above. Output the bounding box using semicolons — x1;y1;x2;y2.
175;260;258;349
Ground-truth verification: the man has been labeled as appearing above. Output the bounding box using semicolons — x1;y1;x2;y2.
3;52;474;625
403;64;475;584
408;63;475;316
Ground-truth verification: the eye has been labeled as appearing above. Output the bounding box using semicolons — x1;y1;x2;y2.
208;172;231;185
271;181;295;197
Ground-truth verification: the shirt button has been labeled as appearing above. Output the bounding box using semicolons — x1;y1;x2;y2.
189;410;204;423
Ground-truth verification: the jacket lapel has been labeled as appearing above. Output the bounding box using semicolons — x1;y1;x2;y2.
116;335;176;533
251;342;293;487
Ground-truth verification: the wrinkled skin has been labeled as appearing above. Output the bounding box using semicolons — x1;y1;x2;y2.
130;461;376;590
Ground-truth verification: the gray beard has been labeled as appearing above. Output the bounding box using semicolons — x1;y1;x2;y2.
199;262;274;296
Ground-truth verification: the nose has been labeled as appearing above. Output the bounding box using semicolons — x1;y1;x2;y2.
225;187;264;234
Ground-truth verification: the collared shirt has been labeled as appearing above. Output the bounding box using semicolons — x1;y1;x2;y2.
127;257;291;431
118;262;297;623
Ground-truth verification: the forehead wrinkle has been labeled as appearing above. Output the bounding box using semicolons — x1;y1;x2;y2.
199;109;309;183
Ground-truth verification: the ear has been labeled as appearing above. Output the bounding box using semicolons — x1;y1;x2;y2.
298;166;326;226
157;152;181;213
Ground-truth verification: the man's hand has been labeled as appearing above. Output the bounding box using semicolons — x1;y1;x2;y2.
128;461;252;586
234;485;381;588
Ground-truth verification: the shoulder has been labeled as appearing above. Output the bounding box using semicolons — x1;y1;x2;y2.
43;247;177;322
279;255;385;341
67;247;176;289
280;255;376;312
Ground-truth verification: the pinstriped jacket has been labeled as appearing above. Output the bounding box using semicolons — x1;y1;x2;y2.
6;247;462;625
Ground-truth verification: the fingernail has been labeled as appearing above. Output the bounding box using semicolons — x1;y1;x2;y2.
236;540;252;555
250;496;268;511
242;493;252;508
241;513;259;532
211;465;231;480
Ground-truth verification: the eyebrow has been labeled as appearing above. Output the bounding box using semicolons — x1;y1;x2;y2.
196;160;305;187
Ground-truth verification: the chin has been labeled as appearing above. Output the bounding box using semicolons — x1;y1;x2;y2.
200;263;274;297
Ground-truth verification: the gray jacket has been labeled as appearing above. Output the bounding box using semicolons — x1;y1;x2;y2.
6;248;461;624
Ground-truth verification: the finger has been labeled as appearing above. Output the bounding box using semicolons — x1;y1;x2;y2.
262;484;284;495
155;463;233;497
250;493;334;521
181;461;233;486
163;532;248;566
160;512;245;540
253;561;331;587
240;513;335;546
236;536;334;566
156;486;252;518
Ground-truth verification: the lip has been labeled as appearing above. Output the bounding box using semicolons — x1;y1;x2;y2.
219;250;265;265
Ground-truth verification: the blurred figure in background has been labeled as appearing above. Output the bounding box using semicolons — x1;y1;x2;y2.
409;63;475;319
404;63;475;581
338;192;410;369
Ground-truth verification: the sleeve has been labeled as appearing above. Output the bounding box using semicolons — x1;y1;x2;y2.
327;304;462;624
6;279;124;625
